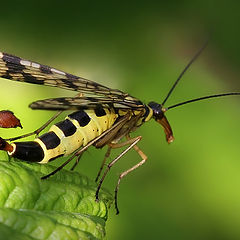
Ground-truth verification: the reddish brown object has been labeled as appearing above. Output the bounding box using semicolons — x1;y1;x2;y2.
157;115;174;144
0;110;22;128
0;137;13;152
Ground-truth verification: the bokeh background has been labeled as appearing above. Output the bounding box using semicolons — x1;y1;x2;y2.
0;1;240;239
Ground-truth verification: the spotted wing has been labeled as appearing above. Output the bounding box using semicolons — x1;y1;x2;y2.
0;51;129;98
29;96;145;111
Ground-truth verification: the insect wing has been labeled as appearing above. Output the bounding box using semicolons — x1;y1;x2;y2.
29;96;145;111
0;52;126;97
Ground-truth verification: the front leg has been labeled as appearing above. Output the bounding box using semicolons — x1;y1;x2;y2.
95;135;146;214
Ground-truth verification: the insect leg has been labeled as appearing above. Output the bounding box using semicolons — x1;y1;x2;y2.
114;137;147;214
42;115;130;179
95;136;142;205
7;110;63;141
95;113;135;182
41;153;76;179
70;152;83;171
41;146;92;180
95;146;112;182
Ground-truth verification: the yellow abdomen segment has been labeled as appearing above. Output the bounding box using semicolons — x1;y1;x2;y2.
35;107;118;163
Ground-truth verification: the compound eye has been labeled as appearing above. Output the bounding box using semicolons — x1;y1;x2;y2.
156;109;164;119
148;102;164;119
153;107;164;120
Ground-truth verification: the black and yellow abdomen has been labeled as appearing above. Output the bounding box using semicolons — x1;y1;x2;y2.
9;107;118;163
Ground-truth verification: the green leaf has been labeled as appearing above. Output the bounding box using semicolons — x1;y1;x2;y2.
0;160;113;240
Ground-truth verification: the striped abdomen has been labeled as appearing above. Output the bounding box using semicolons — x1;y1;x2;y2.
9;107;118;163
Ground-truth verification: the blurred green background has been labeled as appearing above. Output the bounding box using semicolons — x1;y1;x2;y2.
0;1;240;239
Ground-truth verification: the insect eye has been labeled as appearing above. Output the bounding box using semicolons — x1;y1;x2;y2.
148;102;164;119
155;110;164;120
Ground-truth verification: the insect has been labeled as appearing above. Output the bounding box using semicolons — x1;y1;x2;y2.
0;110;22;128
0;44;239;214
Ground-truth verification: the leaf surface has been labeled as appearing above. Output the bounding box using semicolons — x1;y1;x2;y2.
0;161;113;240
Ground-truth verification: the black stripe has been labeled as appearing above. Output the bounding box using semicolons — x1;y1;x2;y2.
65;73;79;80
68;110;90;127
13;141;44;162
0;73;13;80
2;53;22;65
142;105;150;121
5;62;25;74
94;106;106;117
22;72;44;84
62;78;79;89
38;131;61;150
55;119;77;137
3;54;26;74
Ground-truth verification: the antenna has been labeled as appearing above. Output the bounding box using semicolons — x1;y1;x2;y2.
161;41;208;106
165;92;240;110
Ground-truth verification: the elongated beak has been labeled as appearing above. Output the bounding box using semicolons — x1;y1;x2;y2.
157;116;174;143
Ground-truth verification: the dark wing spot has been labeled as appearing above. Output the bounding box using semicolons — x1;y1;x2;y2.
22;72;44;84
61;79;79;90
2;53;22;65
40;64;52;74
65;73;79;80
3;54;25;74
